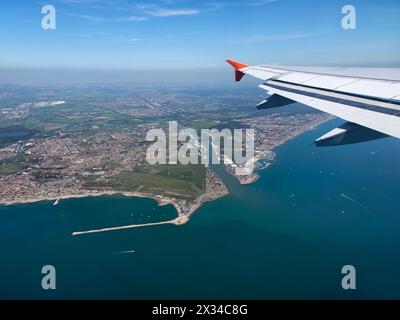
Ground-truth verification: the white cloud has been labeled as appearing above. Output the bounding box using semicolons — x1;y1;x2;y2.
234;33;316;43
137;4;199;17
127;38;143;42
68;32;146;43
68;13;104;22
247;0;278;6
116;16;148;22
71;32;114;38
57;0;101;4
206;0;278;12
69;13;147;22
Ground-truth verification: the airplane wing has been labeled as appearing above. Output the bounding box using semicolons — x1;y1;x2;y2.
226;59;400;146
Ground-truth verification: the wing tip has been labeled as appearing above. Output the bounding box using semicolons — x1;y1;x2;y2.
226;59;249;70
226;59;249;82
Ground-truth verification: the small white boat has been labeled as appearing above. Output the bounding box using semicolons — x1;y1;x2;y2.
53;199;60;206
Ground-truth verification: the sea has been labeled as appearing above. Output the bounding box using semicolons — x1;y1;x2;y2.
1;119;400;299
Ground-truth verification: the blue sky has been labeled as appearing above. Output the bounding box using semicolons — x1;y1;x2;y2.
1;0;400;70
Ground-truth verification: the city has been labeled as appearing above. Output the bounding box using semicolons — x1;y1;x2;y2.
0;84;329;221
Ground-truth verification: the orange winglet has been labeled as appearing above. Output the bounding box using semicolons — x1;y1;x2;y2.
226;59;249;70
226;59;249;82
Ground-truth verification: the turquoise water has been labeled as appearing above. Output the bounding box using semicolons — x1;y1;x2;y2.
2;119;400;299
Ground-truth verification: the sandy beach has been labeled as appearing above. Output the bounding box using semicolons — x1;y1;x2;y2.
0;190;181;212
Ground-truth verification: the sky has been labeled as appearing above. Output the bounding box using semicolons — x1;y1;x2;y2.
1;0;400;75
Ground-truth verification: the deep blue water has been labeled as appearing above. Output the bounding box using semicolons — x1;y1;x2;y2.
1;119;400;299
0;130;31;138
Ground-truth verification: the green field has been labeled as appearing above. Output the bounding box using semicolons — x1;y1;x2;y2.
0;155;25;176
88;164;206;200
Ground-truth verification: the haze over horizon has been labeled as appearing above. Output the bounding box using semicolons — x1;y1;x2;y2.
1;0;400;81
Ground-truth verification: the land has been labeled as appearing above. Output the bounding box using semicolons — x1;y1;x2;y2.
223;114;332;184
0;84;330;227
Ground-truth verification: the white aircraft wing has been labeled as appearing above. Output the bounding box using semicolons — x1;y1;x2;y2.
226;60;400;146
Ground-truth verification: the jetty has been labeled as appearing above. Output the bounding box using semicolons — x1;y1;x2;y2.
72;215;189;236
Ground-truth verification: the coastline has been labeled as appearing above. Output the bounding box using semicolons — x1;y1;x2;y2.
0;190;181;212
225;116;333;185
0;117;331;210
0;169;230;227
0;117;331;233
69;183;230;236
